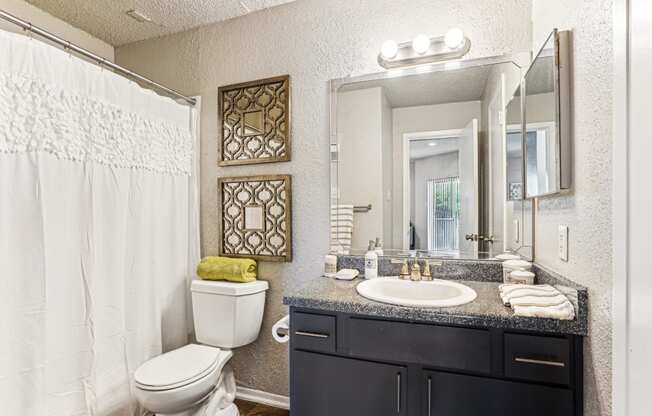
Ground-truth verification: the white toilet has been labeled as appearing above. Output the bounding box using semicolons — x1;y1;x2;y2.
133;279;269;416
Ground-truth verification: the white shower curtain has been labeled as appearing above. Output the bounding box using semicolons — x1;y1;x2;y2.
0;30;200;415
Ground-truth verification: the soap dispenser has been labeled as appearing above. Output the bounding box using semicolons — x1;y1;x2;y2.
374;237;384;256
364;240;378;279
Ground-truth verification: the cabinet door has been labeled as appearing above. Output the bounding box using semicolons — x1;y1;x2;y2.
424;371;574;416
291;350;406;416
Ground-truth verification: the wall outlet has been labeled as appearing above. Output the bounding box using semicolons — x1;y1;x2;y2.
558;225;569;261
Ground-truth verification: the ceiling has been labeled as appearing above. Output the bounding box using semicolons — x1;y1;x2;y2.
409;138;459;160
25;0;297;46
525;55;554;95
339;65;492;108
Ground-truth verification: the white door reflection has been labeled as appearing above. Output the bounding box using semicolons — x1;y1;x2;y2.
404;118;478;255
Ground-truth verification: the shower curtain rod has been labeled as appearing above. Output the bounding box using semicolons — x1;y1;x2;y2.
0;9;197;106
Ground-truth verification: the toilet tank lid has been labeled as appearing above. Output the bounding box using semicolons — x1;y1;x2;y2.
191;279;269;296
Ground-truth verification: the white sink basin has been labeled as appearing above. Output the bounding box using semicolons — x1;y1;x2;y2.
356;277;477;308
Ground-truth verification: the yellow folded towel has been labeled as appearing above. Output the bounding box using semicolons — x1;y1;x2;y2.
196;256;257;283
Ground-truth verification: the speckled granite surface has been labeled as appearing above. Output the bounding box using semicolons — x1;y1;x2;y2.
283;262;588;336
337;255;504;281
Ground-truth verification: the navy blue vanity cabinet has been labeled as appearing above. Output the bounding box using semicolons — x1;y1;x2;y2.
424;371;574;416
292;350;407;416
289;307;583;416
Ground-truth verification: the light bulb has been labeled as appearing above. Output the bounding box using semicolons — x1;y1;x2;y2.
411;34;431;55
380;40;398;59
445;28;465;50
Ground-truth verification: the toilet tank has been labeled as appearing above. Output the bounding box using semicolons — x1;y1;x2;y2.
191;279;269;348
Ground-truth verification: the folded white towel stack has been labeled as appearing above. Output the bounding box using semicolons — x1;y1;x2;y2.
330;205;354;254
499;284;576;320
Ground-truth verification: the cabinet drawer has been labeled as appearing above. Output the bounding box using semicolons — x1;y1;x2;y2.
504;333;571;385
425;371;574;416
291;311;336;353
347;317;491;373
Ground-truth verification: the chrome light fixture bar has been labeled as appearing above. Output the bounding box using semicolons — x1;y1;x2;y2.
378;28;471;69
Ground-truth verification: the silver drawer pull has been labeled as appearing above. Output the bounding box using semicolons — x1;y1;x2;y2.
514;357;566;367
396;373;401;414
295;330;329;339
427;377;432;416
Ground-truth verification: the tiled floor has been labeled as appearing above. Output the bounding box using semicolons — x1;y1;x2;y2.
235;399;289;416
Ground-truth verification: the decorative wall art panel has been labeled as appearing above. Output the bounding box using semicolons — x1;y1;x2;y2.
218;75;291;166
218;175;292;262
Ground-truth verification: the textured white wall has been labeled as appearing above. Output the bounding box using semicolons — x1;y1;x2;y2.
337;87;385;248
0;0;114;61
381;90;394;248
532;1;613;415
116;0;533;396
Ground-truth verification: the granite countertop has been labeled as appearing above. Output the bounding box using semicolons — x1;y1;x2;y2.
283;276;588;336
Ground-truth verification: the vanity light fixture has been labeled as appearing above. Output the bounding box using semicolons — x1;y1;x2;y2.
378;28;471;69
444;27;465;49
412;34;431;55
380;39;399;59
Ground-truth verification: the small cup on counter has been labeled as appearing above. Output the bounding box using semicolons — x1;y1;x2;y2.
502;259;533;284
324;254;337;277
507;270;536;285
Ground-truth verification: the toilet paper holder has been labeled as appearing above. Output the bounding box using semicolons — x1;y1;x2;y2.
272;315;290;343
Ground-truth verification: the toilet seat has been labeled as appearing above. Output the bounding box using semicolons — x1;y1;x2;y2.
135;344;224;391
133;345;234;415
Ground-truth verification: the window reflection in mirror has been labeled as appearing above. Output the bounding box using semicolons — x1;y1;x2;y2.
331;59;534;260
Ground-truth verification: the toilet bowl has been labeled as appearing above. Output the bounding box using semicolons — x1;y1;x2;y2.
133;280;269;416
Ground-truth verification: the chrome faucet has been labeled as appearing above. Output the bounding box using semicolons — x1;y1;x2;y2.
393;257;443;281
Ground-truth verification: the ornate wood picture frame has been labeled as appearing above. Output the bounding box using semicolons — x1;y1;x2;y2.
218;75;291;166
217;175;292;262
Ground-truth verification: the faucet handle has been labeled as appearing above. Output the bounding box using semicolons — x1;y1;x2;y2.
399;259;410;279
410;260;421;281
422;260;432;279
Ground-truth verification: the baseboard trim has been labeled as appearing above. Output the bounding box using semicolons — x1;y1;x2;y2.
235;386;290;410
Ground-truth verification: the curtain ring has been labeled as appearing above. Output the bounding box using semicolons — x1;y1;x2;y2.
66;41;73;58
26;23;33;40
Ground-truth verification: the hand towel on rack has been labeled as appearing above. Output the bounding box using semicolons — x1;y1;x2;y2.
330;205;354;254
330;206;354;226
499;284;575;320
331;231;353;239
330;219;353;227
330;224;353;233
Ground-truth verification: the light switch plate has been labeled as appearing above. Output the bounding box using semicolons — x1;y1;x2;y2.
558;225;569;261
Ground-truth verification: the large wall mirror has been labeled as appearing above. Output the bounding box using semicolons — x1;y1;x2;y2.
330;56;534;260
523;29;572;198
